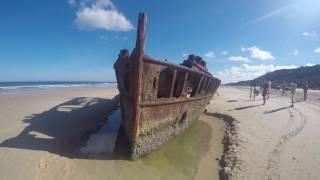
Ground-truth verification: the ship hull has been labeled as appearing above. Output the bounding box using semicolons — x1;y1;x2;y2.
114;13;221;160
132;96;212;159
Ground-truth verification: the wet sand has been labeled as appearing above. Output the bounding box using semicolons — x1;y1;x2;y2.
0;86;225;180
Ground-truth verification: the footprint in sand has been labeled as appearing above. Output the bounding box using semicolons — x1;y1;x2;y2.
38;158;48;169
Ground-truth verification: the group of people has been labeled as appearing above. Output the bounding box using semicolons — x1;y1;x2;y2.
258;80;309;107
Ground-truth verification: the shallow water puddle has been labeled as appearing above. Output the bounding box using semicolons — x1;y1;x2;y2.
81;108;121;155
74;112;215;180
110;121;213;180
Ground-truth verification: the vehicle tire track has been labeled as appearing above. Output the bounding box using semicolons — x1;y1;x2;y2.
264;107;307;180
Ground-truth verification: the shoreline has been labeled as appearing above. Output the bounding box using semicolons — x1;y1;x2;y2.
0;84;117;96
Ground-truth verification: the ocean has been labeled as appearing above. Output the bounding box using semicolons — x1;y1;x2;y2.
0;81;116;94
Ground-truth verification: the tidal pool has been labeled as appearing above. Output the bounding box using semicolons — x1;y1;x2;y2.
62;116;224;180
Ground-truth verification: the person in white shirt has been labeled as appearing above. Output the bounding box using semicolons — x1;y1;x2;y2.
290;82;297;107
267;80;272;99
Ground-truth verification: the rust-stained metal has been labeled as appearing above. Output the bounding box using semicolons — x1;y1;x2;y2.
114;12;221;160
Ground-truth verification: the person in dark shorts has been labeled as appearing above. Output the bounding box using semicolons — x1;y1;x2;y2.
262;81;269;105
303;82;309;101
282;81;287;96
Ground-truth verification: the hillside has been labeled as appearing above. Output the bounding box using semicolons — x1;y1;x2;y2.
227;64;320;89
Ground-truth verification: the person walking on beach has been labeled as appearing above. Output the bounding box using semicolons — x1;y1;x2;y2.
267;80;272;99
303;81;309;101
290;82;298;107
282;81;287;96
262;81;269;105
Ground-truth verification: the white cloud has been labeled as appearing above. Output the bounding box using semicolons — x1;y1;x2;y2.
215;64;297;83
243;46;275;61
221;51;228;55
204;51;215;58
305;63;315;67
182;53;188;57
314;48;320;53
303;31;318;38
229;56;250;62
293;50;299;56
241;47;246;52
74;0;133;31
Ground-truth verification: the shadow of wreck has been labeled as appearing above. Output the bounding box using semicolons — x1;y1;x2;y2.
0;96;128;160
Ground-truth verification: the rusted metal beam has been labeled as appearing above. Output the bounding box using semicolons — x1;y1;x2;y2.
205;79;212;94
153;76;159;100
197;77;209;95
180;72;189;97
135;13;146;56
169;70;177;98
130;12;147;139
144;56;212;78
194;76;204;97
203;78;211;95
140;94;213;107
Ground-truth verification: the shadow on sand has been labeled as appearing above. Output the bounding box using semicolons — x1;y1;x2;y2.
0;95;130;160
264;106;291;114
231;104;262;111
227;100;238;103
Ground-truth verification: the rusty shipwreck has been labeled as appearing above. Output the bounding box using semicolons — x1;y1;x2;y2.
114;13;221;160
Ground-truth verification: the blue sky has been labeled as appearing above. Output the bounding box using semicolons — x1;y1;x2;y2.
0;0;319;83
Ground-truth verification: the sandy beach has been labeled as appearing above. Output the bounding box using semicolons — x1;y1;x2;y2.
3;0;320;179
2;85;319;180
0;86;225;180
210;86;320;180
